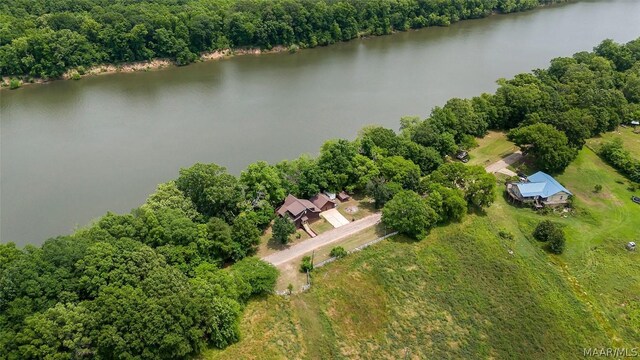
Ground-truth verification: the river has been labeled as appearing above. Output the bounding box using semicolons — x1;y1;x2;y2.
1;0;639;246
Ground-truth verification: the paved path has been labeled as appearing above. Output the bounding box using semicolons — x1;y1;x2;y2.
485;151;523;175
262;213;381;266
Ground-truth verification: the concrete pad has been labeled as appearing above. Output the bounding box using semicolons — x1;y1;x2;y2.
320;208;350;228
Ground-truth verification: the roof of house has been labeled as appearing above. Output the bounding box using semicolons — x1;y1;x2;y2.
310;193;334;209
515;171;572;198
337;191;350;200
277;194;320;218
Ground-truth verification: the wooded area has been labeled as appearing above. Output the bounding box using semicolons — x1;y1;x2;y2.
1;35;639;358
0;0;568;78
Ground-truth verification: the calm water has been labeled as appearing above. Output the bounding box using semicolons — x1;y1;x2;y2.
2;0;640;246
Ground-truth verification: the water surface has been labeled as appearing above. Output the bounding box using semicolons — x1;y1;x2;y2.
2;0;640;245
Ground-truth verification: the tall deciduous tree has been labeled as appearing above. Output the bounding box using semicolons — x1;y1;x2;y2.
381;190;438;240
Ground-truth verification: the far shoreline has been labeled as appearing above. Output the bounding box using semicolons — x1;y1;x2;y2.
0;1;576;91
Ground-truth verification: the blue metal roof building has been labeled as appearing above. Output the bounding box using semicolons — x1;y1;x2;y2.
506;171;572;207
515;171;573;198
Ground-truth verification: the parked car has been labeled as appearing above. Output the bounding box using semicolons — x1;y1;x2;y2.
632;196;640;204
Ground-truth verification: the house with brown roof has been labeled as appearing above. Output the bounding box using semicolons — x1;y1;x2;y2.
276;194;321;227
309;193;337;212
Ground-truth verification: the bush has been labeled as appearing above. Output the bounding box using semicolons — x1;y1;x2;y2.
533;220;559;242
299;256;313;273
532;220;566;254
593;184;603;193
70;71;81;80
498;229;514;240
548;232;566;254
288;44;300;53
329;246;348;258
9;78;21;89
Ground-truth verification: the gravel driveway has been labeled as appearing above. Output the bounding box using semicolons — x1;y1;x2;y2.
262;213;381;266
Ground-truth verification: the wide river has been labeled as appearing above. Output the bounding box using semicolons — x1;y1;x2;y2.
2;0;640;246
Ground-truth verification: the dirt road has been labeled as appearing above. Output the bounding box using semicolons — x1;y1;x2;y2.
262;213;381;266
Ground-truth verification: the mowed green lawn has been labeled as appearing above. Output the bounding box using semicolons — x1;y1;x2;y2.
205;148;639;360
587;126;640;160
468;131;518;166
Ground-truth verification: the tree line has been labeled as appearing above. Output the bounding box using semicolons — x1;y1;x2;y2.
0;0;569;79
1;36;639;358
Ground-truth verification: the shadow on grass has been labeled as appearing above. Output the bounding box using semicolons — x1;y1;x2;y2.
266;235;292;251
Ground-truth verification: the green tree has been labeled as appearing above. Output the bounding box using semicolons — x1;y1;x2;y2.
175;163;244;222
240;161;286;206
272;216;296;244
508;123;578;173
230;258;278;297
381;190;438;240
230;212;261;260
143;181;200;221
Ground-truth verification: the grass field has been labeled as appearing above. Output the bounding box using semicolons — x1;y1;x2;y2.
468;131;518;166
587;126;640;160
205;147;639;360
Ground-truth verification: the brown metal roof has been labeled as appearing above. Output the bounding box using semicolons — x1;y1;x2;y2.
276;194;320;218
310;193;333;209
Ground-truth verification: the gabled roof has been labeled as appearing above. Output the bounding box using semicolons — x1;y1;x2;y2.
276;194;320;218
310;193;334;209
515;171;572;198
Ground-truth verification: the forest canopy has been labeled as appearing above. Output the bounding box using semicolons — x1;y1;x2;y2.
0;0;569;78
2;36;640;359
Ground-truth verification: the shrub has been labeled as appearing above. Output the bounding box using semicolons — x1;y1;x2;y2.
76;66;86;75
498;229;514;240
9;78;21;89
548;232;566;254
533;220;559;242
299;256;313;273
288;44;300;53
593;184;603;193
70;72;81;80
532;220;566;254
330;246;348;258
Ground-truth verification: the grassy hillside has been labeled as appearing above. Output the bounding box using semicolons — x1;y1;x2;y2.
205;147;639;359
587;127;640;161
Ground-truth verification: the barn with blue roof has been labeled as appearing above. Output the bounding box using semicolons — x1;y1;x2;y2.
506;171;572;208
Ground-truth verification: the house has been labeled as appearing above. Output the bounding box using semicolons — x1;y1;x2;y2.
310;193;337;211
276;194;321;227
506;171;572;208
337;191;351;202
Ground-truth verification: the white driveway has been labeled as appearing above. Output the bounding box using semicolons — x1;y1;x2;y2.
320;208;350;228
485;151;523;175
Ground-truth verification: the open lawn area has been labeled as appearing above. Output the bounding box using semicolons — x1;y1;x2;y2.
587;126;640;160
468;131;518;166
205;146;639;359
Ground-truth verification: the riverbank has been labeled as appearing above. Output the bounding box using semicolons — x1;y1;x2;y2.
0;46;288;90
0;0;578;91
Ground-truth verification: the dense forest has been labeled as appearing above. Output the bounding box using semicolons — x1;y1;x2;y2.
0;0;570;79
1;37;639;358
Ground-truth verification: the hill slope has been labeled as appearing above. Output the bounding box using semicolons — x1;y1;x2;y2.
206;147;639;359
